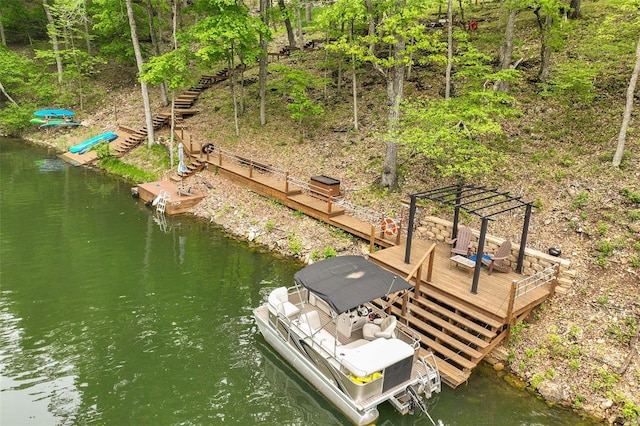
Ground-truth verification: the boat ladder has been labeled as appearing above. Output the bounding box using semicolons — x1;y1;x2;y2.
155;190;171;215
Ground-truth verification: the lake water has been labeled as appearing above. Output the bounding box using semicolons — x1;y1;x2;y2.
0;137;599;425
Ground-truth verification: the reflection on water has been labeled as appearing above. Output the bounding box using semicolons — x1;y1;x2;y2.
0;138;601;426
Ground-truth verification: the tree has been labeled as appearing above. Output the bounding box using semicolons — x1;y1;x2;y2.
190;0;264;136
398;36;519;180
259;0;269;126
277;0;296;48
318;0;368;132
270;65;327;140
42;0;63;84
322;0;440;191
494;1;524;93
531;0;565;82
0;5;6;46
568;0;580;19
612;33;640;168
125;0;155;147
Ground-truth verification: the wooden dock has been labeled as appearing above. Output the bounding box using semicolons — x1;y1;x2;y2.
134;180;205;215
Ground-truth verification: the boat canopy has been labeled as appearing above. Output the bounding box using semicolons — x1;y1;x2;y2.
293;255;412;314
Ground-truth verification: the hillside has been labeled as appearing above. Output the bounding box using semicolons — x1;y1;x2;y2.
17;1;639;424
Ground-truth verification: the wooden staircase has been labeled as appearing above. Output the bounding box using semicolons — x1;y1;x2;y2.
374;284;508;388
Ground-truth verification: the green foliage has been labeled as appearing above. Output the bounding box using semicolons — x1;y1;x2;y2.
189;0;267;68
595;239;615;256
269;65;328;129
141;47;197;91
570;192;589;211
287;232;303;255
621;188;640;204
265;220;276;231
592;367;620;392
322;247;337;259
0;103;34;136
397;91;514;179
97;157;157;183
94;141;114;159
606;317;638;345
539;61;599;102
621;400;640;422
311;250;321;262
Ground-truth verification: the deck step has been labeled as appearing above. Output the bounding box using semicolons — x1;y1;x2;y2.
406;303;488;353
388;305;479;367
417;285;504;330
411;295;497;340
425;351;472;388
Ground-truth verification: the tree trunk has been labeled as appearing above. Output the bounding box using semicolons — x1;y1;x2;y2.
125;0;155;147
535;9;553;82
380;36;405;191
229;58;240;137
0;81;18;104
147;0;168;106
296;6;303;50
259;0;268;125
278;0;296;48
305;3;311;22
42;0;63;84
612;34;640;167
569;0;581;19
82;0;91;53
495;8;518;93
445;0;453;99
352;55;359;132
366;0;375;54
0;6;6;46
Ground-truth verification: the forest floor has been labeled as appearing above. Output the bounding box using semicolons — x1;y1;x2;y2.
25;35;640;425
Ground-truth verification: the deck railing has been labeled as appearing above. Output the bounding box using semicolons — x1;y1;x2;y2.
505;264;558;343
513;264;558;299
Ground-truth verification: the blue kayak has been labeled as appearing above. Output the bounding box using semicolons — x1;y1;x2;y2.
69;132;118;154
34;109;76;118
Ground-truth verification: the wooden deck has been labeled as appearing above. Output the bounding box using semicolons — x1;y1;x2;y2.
134;180;205;215
167;145;556;387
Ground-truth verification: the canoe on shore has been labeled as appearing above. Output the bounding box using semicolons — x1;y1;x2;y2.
34;109;76;118
69;132;118;154
30;118;81;127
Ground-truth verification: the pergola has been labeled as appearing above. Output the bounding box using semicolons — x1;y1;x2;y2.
404;183;533;294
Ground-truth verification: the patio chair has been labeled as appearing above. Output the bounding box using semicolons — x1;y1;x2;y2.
450;226;473;257
481;240;512;274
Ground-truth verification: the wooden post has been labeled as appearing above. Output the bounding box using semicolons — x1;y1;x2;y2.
401;292;409;316
549;264;559;297
504;280;517;345
414;265;422;298
285;172;289;193
395;219;402;245
369;225;376;253
327;197;332;214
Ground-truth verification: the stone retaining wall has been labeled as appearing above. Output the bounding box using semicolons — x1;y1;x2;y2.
414;216;575;294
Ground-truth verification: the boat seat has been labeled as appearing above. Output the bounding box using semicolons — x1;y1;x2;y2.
267;287;300;317
362;316;396;340
298;310;322;331
296;311;339;353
